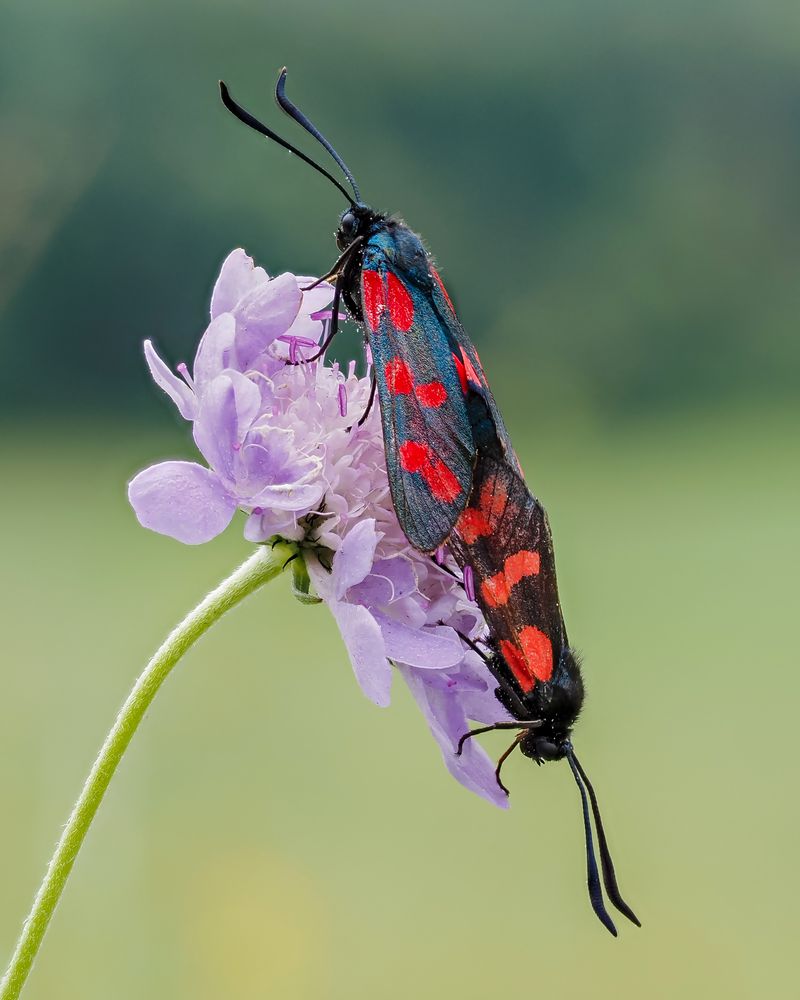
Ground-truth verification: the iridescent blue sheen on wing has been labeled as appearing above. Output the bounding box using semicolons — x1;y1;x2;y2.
360;228;474;551
427;264;518;467
356;223;517;551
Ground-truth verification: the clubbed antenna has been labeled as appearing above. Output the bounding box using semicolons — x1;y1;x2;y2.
570;751;641;928
219;80;356;207
566;750;619;936
275;68;362;202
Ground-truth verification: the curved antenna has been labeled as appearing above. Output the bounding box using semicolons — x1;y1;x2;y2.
219;81;356;207
275;68;362;203
566;750;618;936
570;751;641;928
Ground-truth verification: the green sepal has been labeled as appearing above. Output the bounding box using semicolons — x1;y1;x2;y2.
291;554;322;605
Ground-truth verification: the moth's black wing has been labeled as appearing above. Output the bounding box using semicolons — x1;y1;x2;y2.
427;264;519;468
449;447;569;709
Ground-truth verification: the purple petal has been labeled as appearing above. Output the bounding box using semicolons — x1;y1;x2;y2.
248;477;324;512
440;730;511;808
345;557;417;610
296;277;335;315
210;249;269;318
444;608;482;638
456;651;515;725
243;508;301;543
282;278;335;342
333;519;379;599
371;557;417;602
398;665;509;808
128;461;236;544
310;309;345;322
143;341;197;420
192;374;241;482
382;597;428;631
373;615;463;669
306;553;335;602
230;370;262;437
244;423;298;472
194;313;237;386
234;272;303;370
241;426;324;510
346;572;394;609
329;602;392;707
281;312;325;346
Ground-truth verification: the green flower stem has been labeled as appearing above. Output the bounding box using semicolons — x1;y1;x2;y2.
0;540;297;1000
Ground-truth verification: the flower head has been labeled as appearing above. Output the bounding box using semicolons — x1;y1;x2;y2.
129;248;510;806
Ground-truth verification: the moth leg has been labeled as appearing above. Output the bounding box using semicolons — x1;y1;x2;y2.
456;722;522;756
453;627;493;663
347;371;376;431
453;627;534;719
456;719;542;756
495;733;524;795
301;235;365;290
293;278;343;364
433;560;461;582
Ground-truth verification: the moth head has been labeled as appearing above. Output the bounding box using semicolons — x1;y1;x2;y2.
519;728;571;763
336;205;376;250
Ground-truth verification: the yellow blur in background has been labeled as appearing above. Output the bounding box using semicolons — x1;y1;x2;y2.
1;0;798;997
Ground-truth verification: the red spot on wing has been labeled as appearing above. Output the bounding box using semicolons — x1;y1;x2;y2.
518;626;553;682
456;507;492;544
385;358;446;407
387;273;414;331
452;352;468;394
431;266;456;314
460;347;482;387
499;639;536;693
452;346;488;397
426;457;461;502
415;381;447;408
385;357;414;394
455;478;512;544
481;573;510;609
398;440;462;503
399;440;429;473
362;270;386;332
480;549;540;609
504;550;541;588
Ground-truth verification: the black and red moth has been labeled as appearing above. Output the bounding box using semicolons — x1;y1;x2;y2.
448;398;640;935
219;71;639;935
220;70;517;553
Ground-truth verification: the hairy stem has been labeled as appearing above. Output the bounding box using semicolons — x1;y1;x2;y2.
0;541;297;1000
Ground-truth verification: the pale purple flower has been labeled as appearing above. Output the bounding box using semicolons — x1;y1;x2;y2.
307;519;465;706
129;248;511;806
307;519;510;806
130;368;325;544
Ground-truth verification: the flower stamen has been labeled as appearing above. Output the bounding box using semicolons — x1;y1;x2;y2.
463;564;476;602
177;362;194;388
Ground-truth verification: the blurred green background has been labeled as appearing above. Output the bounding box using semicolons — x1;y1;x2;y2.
1;0;798;997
